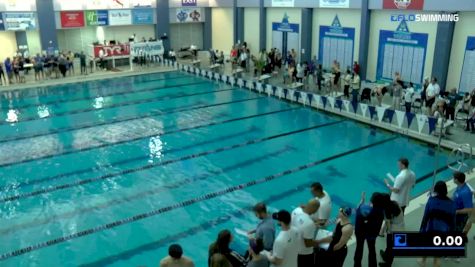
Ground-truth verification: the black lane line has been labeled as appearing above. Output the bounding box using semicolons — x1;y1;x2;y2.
0;146;295;236
0;119;343;203
0;127;262;191
0;96;266;169
0;136;397;261
0;81;211;126
5;76;205;111
0;87;235;144
0;72;185;97
415;161;457;184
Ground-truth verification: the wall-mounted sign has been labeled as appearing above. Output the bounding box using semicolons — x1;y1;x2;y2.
320;0;350;8
60;11;85;28
132;8;153;24
3;12;36;30
460;37;475;93
131;40;164;56
181;0;197;7
109;9;132;25
383;0;424;10
4;0;36;11
109;0;131;9
319;15;355;71
0;13;4;31
85;10;109;26
176;8;202;23
93;44;130;57
132;0;152;8
271;0;295;7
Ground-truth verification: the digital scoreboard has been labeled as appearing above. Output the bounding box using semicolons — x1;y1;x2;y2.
389;232;466;257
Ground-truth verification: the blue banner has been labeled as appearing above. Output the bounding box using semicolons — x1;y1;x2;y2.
368;106;376;119
318;16;355;70
428;117;437;134
406;112;415;128
132;9;153;25
321;96;327;108
335;99;343;111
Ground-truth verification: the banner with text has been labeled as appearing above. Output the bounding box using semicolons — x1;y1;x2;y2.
3;12;36;30
85;10;109;26
132;8;153;24
176;8;202;23
109;9;132;25
181;0;197;6
93;44;130;58
320;0;350;8
131;41;164;56
60;11;85;28
271;0;295;7
383;0;424;10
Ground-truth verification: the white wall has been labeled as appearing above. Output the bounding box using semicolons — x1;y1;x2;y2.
312;9;361;63
266;8;301;52
211;7;234;53
244;7;260;56
26;31;42;55
0;32;17;60
367;10;438;82
57;25;155;53
447;12;475;90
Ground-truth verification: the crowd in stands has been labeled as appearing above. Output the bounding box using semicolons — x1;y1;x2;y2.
158;158;474;267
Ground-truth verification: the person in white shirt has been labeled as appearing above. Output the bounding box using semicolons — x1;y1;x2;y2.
310;182;332;227
291;198;320;267
343;70;352;99
404;82;415;113
425;77;440;114
240;50;248;70
351;71;361;103
384;158;416;214
265;210;300;267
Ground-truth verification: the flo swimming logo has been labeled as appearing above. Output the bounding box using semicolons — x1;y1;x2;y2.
390;13;459;22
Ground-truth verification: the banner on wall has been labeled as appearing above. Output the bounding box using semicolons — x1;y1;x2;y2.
376;20;428;85
60;11;85;28
271;0;295;7
459;36;475;93
319;15;355;70
130;41;164;56
272;13;300;62
85;10;109;26
132;8;153;24
181;0;197;6
176;8;202;23
93;44;130;58
0;13;4;31
383;0;424;10
4;0;35;11
3;12;36;30
320;0;350;8
132;0;152;8
109;9;132;25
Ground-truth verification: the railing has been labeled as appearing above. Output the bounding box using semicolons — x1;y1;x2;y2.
447;143;473;172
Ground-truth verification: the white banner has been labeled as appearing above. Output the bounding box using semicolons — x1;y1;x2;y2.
360;103;368;118
176;8;202;23
130;41;164;56
395;110;406;128
314;95;321;107
343;100;350;113
327;96;335;109
3;13;36;30
109;10;132;25
272;0;295;7
320;0;350;8
416;114;428;133
376;106;387;123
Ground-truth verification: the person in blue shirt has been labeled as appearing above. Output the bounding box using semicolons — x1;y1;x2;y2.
418;181;456;267
453;172;473;236
4;58;13;84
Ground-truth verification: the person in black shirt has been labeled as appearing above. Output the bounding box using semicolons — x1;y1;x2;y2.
209;230;247;267
79;52;87;75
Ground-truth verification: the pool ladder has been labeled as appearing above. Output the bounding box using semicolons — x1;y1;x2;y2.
447;143;473;173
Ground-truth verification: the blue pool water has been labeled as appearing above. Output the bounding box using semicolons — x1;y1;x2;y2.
0;71;459;266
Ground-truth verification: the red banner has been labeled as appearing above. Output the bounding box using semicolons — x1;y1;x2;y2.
93;44;130;58
60;11;85;28
383;0;424;10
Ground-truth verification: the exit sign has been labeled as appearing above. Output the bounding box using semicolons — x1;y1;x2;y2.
182;0;197;6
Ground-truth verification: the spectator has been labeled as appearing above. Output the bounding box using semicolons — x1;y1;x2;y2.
384;158;416;215
332;60;341;96
18;58;25;83
392;83;403;110
13;58;20;83
425;77;440;114
354;192;389;267
4;58;13;84
210;253;232;267
34;53;43;81
404;83;415;113
160;244;195;267
343;69;352;99
246;239;269;267
296;63;304;83
0;62;5;85
417;181;456;267
465;108;475;133
310;182;332;227
208;230;247;267
247;203;275;251
316;64;323;91
169;49;177;62
240;49;248;70
379;201;404;267
421;76;430;106
317;207;354;267
291;198;319;267
68;51;75;75
462;92;471;113
58;55;68;78
445;88;461;121
453;172;473;241
80;52;87;75
351;71;361;103
353;61;360;75
264;210;299;267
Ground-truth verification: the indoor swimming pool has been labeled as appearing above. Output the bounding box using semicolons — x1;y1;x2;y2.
0;71;459;266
